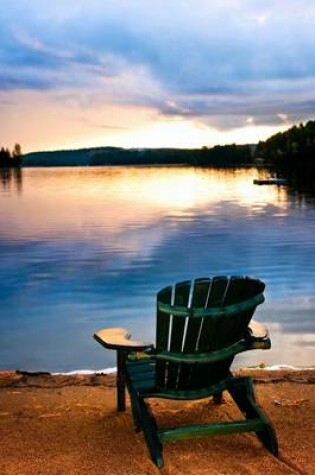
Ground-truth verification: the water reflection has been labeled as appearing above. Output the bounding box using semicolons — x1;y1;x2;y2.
0;166;314;371
0;167;23;193
286;168;315;205
0;167;289;239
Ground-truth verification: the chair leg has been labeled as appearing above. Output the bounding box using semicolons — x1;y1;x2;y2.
116;350;128;411
227;377;278;456
255;422;278;456
128;388;143;433
137;397;164;468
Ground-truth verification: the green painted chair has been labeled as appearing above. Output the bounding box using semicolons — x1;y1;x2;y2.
94;276;278;468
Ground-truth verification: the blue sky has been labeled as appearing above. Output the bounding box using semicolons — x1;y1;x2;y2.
1;0;315;152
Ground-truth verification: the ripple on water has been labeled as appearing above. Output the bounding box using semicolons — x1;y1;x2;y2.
0;166;314;371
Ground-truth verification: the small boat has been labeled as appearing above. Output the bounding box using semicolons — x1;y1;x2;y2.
253;174;287;186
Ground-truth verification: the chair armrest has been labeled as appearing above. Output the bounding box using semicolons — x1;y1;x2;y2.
94;328;153;412
247;320;271;349
248;320;269;340
94;327;153;351
143;321;272;364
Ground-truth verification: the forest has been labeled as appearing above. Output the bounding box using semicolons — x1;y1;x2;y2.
21;144;253;167
255;120;315;169
0;144;22;167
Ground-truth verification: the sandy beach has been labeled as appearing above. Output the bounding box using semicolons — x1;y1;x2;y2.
0;368;314;475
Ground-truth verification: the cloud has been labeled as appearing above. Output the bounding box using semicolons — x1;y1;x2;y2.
1;0;315;134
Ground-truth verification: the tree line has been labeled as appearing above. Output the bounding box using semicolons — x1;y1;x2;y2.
89;144;253;167
0;144;22;168
255;120;315;169
23;144;253;167
4;120;315;169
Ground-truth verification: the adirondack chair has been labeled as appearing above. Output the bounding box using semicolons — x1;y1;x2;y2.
94;276;278;468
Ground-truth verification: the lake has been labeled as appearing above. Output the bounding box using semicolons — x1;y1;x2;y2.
0;166;314;372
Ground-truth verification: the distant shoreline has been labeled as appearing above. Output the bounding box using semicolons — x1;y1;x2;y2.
18;162;264;168
20;143;255;168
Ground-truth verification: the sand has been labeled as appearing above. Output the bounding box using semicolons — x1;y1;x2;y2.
0;369;314;475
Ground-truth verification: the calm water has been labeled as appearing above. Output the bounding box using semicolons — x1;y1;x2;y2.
0;166;314;372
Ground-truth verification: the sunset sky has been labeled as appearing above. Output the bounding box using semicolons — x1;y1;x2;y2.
1;0;315;153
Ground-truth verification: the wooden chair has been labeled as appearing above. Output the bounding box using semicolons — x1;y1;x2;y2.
94;276;278;468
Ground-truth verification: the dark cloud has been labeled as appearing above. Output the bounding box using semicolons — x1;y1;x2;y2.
1;1;315;130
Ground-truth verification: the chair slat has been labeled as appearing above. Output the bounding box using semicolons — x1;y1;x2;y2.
156;286;172;350
180;278;212;388
167;281;191;390
185;278;211;352
156;286;172;389
170;281;191;351
224;276;265;305
223;277;265;343
206;276;229;307
197;277;228;351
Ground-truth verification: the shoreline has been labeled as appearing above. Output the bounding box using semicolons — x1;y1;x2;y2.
1;365;314;384
1;368;314;474
1;363;314;376
0;367;314;391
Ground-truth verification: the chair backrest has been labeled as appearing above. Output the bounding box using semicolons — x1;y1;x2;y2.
155;276;265;391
